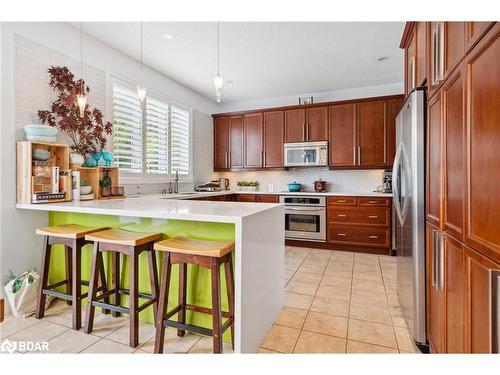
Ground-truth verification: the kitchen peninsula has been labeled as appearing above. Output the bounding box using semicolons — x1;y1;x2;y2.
16;195;284;353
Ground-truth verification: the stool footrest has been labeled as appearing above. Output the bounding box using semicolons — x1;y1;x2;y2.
42;288;72;301
185;304;232;319
117;288;154;300
93;301;130;315
162;319;213;337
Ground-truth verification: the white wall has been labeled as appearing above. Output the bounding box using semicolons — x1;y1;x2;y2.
0;22;218;310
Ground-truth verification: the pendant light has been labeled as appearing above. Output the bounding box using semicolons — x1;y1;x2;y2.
76;22;87;118
213;22;223;103
137;22;147;103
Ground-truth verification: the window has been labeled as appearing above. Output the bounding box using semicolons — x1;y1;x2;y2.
111;79;192;181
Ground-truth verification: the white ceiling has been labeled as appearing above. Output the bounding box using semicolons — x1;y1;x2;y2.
77;22;405;103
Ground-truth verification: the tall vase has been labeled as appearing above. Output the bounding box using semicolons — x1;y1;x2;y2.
70;153;84;170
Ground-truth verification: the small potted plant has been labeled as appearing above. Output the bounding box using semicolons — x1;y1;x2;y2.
37;66;112;168
236;181;259;192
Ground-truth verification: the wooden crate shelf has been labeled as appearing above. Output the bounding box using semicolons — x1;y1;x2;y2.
76;165;124;200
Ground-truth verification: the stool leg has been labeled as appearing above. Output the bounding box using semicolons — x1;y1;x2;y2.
177;263;187;337
84;242;101;334
129;250;139;347
224;255;235;349
36;236;51;319
72;240;82;330
154;252;171;354
147;248;159;325
98;253;110;315
65;246;73;306
210;259;223;354
111;252;121;317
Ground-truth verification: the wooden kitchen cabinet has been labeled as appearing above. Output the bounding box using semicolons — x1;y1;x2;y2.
284;108;306;142
404;25;417;96
328;103;356;167
464;23;500;264
263;110;284;167
401;22;428;96
385;97;403;165
356;100;386;167
465;22;494;53
244;112;263;168
236;194;279;203
444;22;465;79
229;116;244;169
426;91;443;228
214;116;229;170
284;106;328;143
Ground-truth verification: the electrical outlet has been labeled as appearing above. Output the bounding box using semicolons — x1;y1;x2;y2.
268;183;274;192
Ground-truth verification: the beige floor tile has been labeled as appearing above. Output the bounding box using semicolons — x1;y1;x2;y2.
394;326;417;352
260;324;300;353
348;319;397;349
275;307;308;329
385;289;401;308
285;292;313;310
294;330;346;353
285;269;297;279
7;321;69;352
297;263;326;275
0;315;40;339
44;307;76;328
352;278;385;293
316;284;351;302
140;328;200;353
350;289;388;307
324;267;353;279
286;263;300;272
105;321;156;346
46;329;101;353
285;280;319;296
321;275;352;289
257;348;281;354
187;336;234;354
291;271;323;284
353;263;381;274
349;302;393;325
389;306;408;328
88;313;129;337
310;296;349;317
303;258;329;267
308;249;331;258
303;311;348;338
347;340;399;353
80;338;135;354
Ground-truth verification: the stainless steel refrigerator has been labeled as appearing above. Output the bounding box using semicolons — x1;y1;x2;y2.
392;87;427;350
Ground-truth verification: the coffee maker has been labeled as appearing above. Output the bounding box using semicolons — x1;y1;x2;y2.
382;170;392;193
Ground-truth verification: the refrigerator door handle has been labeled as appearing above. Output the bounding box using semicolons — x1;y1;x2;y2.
392;142;404;225
490;269;500;353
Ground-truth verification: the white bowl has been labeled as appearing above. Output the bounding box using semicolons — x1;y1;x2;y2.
80;186;92;195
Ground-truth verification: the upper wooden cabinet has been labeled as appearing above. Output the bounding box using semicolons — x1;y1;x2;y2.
263;110;284;168
243;113;263;168
229;116;244;168
401;22;428;97
385;97;402;165
465;22;495;52
329;104;356;167
464;23;500;263
284;106;328;142
214;116;229;170
357;100;387;167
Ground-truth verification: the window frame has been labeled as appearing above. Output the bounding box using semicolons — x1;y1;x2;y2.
109;75;194;184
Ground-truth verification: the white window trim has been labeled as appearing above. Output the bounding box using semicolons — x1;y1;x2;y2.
109;75;194;184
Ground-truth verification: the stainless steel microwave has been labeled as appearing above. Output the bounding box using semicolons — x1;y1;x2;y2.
284;141;328;167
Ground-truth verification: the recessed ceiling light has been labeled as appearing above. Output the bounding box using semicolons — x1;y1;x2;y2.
226;80;235;84
162;33;174;40
377;56;388;62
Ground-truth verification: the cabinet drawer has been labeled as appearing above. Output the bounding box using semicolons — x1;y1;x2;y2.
328;224;390;247
258;194;279;203
328;207;390;226
237;194;257;202
358;197;391;207
327;196;357;206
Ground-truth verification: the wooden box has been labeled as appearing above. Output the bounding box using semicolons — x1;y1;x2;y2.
77;166;123;200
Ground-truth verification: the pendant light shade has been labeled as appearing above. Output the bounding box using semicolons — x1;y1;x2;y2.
77;22;87;118
214;22;223;103
137;22;147;103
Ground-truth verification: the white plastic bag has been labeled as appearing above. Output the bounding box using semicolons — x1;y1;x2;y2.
4;270;44;318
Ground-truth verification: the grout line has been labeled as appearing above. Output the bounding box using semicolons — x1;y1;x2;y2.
345;252;355;353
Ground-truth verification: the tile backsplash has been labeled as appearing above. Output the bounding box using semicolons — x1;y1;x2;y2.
216;168;386;193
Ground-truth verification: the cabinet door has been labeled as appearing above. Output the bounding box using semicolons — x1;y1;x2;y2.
229;116;244;168
329;104;356;167
405;28;417;96
426;92;443;228
284;108;306;143
416;22;428;87
306;106;328;141
464;24;500;263
263;110;284;168
465;22;494;53
444;22;465;79
237;194;257;202
258;194;279;203
385;97;403;166
442;66;465;240
426;223;446;353
214;116;229;170
357;100;386;167
244;113;263;168
464;246;500;353
444;233;465;353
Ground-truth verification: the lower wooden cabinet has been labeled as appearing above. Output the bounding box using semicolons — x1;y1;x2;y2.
237;194;279;203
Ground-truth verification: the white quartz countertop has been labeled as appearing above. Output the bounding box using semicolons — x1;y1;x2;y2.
180;190;392;197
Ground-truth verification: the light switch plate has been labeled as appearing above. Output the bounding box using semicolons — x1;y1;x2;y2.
268;184;274;192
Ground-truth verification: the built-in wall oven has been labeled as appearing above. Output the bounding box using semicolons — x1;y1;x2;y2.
280;195;326;242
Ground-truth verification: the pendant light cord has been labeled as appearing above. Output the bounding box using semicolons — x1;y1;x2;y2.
140;22;143;80
80;22;84;94
217;22;220;74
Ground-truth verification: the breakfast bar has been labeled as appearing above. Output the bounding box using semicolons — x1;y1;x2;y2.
16;196;285;353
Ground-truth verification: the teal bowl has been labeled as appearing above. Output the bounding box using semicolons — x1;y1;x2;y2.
287;182;302;192
24;124;58;137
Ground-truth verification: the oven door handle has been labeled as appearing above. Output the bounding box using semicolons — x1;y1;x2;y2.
285;207;325;212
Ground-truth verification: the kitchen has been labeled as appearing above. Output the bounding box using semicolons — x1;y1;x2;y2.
0;3;499;371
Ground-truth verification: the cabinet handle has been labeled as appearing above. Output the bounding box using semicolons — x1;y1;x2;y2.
357;146;361;165
431;229;437;287
369;235;379;239
438;22;445;82
337;200;347;203
229;151;231;167
490;269;500;353
353;146;356;164
303;124;306;141
337;233;347;237
306;123;309;141
432;26;438;85
337;214;347;218
438;231;445;291
368;200;379;204
368;215;379;219
263;150;266;166
260;150;264;166
225;152;228;168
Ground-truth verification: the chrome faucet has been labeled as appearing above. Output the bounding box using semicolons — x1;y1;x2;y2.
174;170;179;194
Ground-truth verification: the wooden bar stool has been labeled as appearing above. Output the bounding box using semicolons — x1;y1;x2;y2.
35;224;108;330
84;229;162;347
153;236;235;354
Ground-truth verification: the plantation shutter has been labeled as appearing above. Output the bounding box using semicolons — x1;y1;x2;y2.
145;97;169;175
170;105;190;175
112;84;143;173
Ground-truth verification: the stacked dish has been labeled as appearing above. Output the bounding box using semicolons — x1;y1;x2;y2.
80;186;94;201
24;124;58;143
